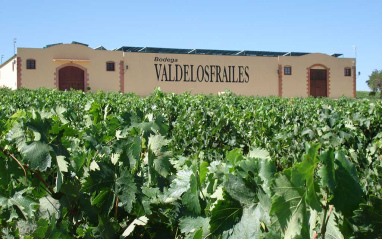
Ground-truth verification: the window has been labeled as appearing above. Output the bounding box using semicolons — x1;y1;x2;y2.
106;62;115;71
284;66;292;75
26;59;36;69
344;68;351;76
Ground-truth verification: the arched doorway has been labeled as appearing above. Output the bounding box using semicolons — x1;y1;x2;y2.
307;64;330;97
58;66;85;91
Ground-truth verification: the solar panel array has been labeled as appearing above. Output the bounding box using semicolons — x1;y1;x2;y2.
113;46;336;57
43;43;343;57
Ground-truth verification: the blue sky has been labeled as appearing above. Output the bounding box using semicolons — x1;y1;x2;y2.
1;0;381;91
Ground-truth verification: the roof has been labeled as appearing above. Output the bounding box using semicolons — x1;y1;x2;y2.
44;41;89;49
0;54;17;68
44;43;63;48
71;41;89;47
39;42;343;58
331;53;343;57
94;46;107;50
113;46;343;57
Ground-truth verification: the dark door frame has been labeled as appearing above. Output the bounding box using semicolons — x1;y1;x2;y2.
54;63;89;91
307;64;330;97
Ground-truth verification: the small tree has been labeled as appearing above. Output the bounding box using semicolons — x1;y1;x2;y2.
366;69;382;99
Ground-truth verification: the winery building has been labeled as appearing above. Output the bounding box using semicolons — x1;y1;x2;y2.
0;42;356;98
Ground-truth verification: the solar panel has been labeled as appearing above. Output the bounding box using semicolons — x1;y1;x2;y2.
71;41;89;47
112;45;341;57
94;46;107;50
44;43;63;48
331;53;343;57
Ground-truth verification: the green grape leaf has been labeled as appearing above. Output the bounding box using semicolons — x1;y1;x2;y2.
148;134;170;154
318;149;336;192
92;189;111;206
230;206;262;239
291;143;321;210
179;216;209;235
56;156;68;192
22;142;52;171
224;174;256;206
226;148;244;166
270;173;310;239
0;188;39;220
331;152;363;217
122;216;149;237
53;106;69;124
3;110;26;137
236;156;275;196
258;158;276;195
136;116;167;142
95;190;115;215
126;136;141;169
38;196;60;219
153;151;172;178
148;134;172;178
193;228;203;239
115;168;137;213
0;158;9;188
167;169;192;198
43;214;71;239
182;174;201;214
111;153;119;165
353;196;382;238
11;121;28;150
82;163;115;193
199;161;209;184
230;191;271;239
0;157;25;190
33;218;50;238
248;147;271;160
56;156;68;172
210;191;242;236
324;210;344;239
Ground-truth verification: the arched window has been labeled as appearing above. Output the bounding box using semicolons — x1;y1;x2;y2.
106;61;115;71
284;65;292;75
344;67;351;76
26;59;36;69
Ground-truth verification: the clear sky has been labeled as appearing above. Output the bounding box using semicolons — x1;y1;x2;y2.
1;0;381;91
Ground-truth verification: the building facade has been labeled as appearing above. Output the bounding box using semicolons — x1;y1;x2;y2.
0;42;356;98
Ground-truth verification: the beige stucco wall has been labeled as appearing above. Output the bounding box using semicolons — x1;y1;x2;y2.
279;53;355;98
17;44;122;92
10;44;355;98
0;56;17;89
123;53;279;96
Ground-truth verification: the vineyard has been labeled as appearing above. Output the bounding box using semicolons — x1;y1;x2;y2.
0;87;381;238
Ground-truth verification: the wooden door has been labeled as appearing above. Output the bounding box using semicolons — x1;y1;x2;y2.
59;66;84;91
310;69;327;97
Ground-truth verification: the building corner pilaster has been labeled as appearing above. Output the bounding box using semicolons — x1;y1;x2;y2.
17;57;22;88
119;61;125;93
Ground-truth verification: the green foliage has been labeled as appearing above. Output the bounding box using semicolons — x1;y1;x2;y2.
353;196;382;238
0;87;381;238
331;152;363;217
210;192;242;236
366;69;382;97
0;187;39;220
271;173;310;238
356;90;381;99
